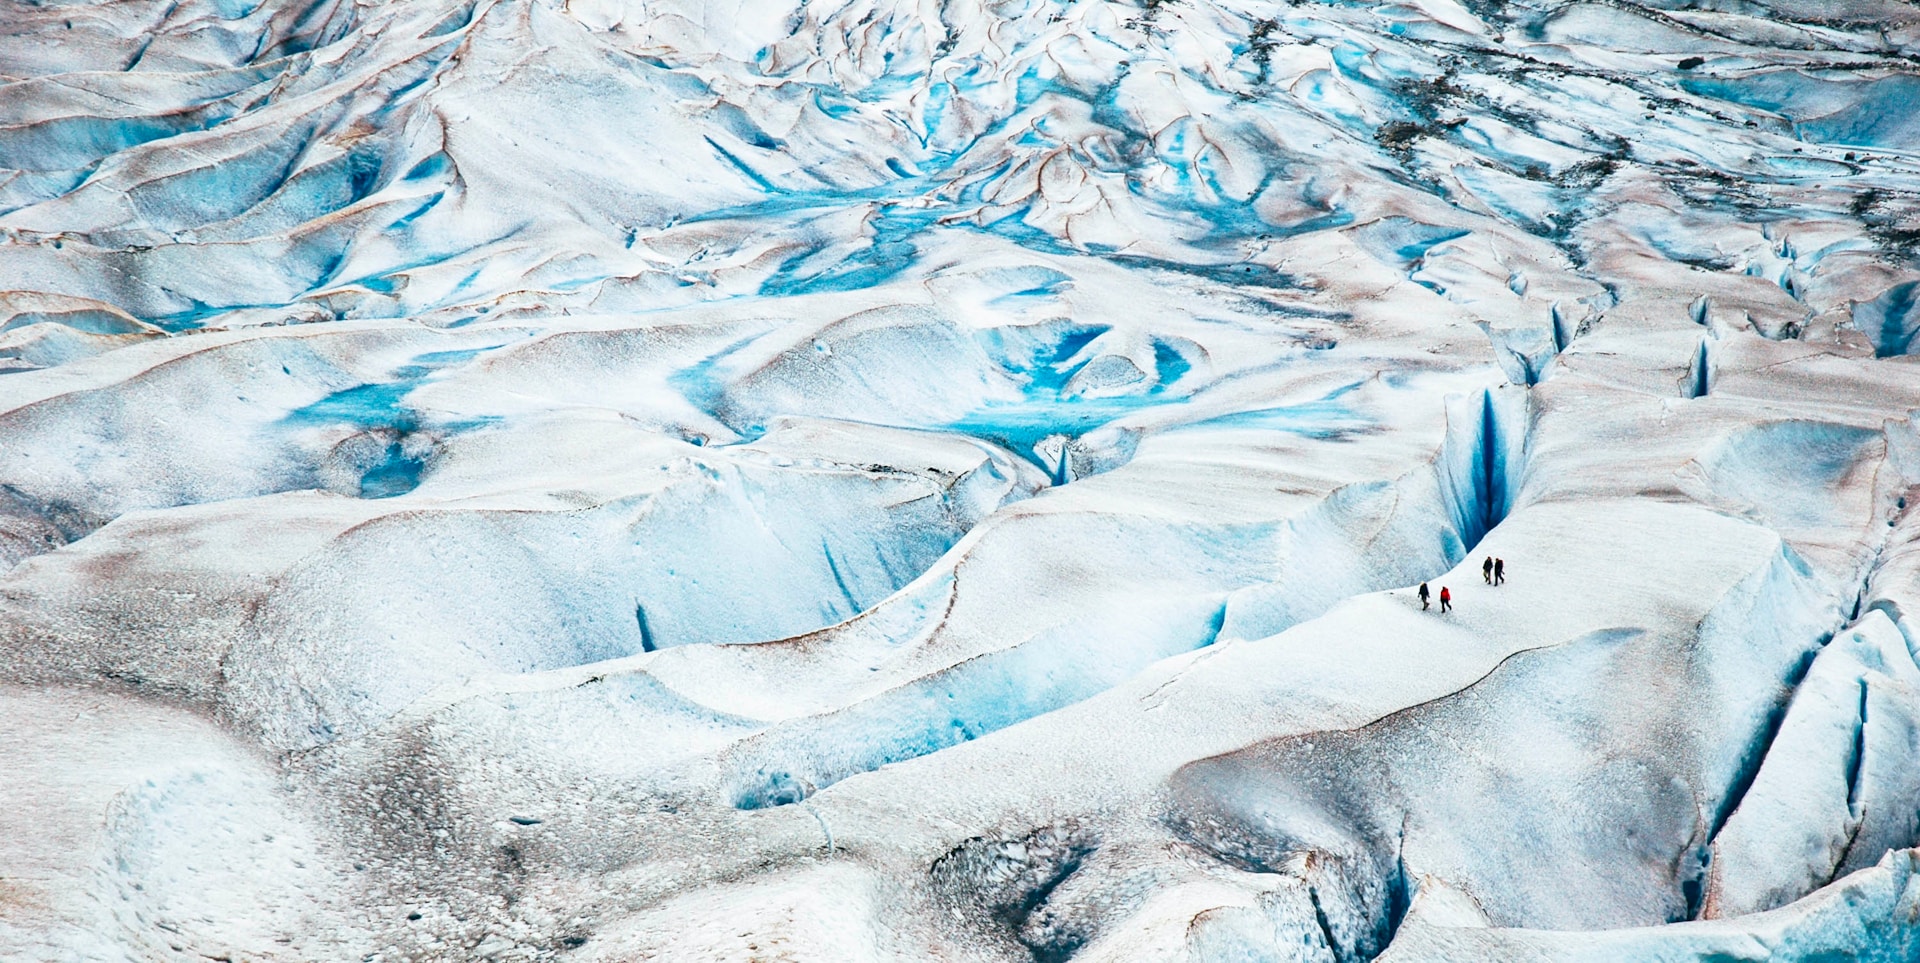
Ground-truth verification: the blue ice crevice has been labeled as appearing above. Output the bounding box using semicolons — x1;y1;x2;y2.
724;593;1228;810
1852;281;1920;359
1214;384;1522;643
1438;385;1529;558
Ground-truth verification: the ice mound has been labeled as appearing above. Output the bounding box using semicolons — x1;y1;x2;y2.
6;0;1920;959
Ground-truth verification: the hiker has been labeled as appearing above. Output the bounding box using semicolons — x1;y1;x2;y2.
1440;585;1452;613
1494;558;1505;585
1482;556;1494;584
1418;582;1431;610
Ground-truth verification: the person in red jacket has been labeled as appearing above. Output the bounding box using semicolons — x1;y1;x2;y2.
1440;585;1452;613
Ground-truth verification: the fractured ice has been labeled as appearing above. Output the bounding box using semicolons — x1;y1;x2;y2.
5;0;1920;959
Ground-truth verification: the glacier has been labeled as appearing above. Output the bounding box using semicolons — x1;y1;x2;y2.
5;0;1920;959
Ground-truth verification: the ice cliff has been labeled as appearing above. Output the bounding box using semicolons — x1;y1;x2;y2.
5;0;1920;960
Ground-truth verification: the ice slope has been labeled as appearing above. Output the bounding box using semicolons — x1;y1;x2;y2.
6;0;1920;959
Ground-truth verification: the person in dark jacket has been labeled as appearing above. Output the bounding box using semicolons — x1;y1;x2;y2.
1494;558;1505;585
1440;585;1452;613
1482;556;1494;584
1418;582;1431;610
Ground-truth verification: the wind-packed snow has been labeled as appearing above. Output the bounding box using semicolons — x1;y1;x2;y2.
5;0;1920;959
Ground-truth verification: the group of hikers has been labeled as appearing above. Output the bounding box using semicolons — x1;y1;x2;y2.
1417;556;1506;613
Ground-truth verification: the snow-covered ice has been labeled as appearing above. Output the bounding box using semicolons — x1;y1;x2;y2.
5;0;1920;959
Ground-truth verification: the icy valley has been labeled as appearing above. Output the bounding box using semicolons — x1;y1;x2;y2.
5;0;1920;959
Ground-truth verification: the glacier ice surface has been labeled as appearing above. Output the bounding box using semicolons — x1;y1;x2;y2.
6;0;1920;959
